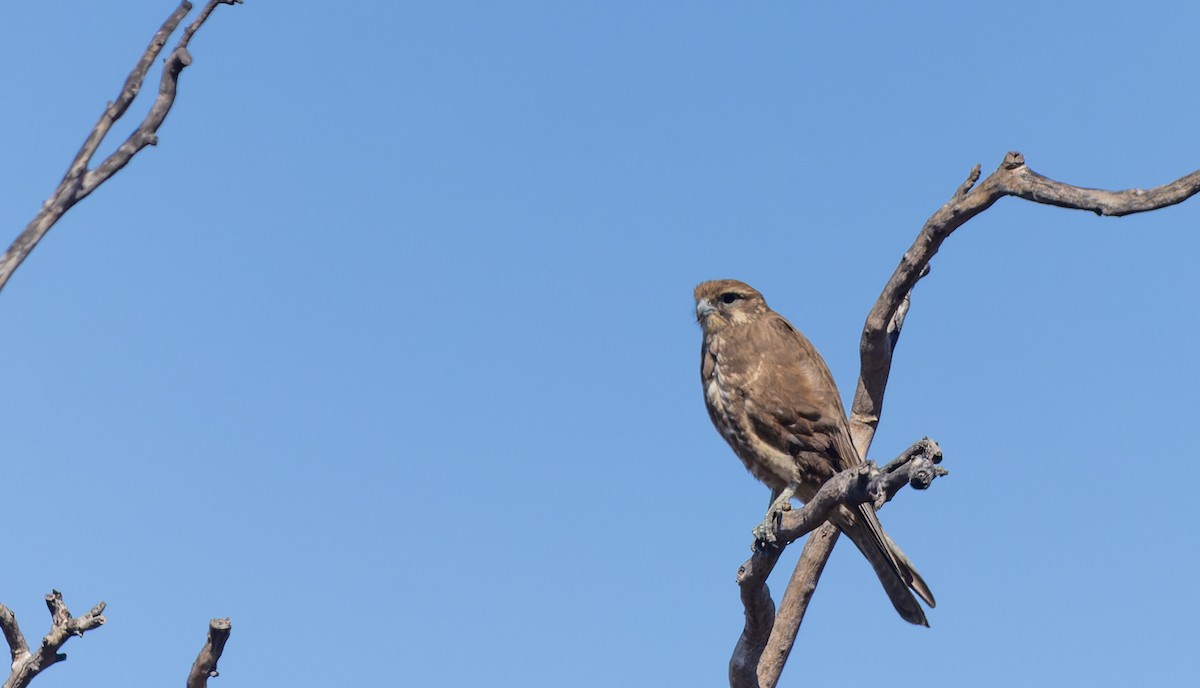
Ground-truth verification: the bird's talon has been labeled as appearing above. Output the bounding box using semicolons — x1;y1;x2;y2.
751;527;779;551
752;537;778;553
752;508;784;547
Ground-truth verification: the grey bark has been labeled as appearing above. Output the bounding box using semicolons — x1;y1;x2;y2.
0;3;240;687
0;0;242;294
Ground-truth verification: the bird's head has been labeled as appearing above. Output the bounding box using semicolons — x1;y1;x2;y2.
694;279;768;332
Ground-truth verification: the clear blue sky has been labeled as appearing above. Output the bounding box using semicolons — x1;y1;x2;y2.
2;2;1198;686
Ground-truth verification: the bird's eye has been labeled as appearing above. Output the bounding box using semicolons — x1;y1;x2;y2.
720;292;743;305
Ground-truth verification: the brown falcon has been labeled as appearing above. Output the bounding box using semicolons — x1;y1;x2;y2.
694;278;934;626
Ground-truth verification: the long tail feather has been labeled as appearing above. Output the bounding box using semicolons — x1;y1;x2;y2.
831;504;933;626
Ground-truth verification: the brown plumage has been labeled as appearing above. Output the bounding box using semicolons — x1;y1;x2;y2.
694;279;934;626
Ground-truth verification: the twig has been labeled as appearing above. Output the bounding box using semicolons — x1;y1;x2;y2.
0;592;106;688
0;0;242;295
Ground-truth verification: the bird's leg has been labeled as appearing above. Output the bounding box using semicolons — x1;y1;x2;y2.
752;483;797;548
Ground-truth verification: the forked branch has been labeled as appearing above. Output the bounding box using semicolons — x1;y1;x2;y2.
0;594;231;688
0;591;106;688
734;152;1200;688
729;439;945;687
0;0;242;295
850;151;1200;448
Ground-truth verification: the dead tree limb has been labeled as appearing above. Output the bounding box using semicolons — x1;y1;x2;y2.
187;618;232;688
0;592;106;688
734;152;1200;688
0;0;242;295
729;439;945;687
749;440;944;564
850;151;1200;450
0;3;240;687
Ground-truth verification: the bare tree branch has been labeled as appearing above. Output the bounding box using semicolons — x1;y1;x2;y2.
730;439;945;687
0;6;240;687
748;525;836;687
0;592;106;688
187;618;232;688
735;151;1200;687
773;449;945;545
0;0;242;295
850;151;1200;446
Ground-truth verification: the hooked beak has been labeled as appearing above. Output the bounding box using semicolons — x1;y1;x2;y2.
695;298;716;322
